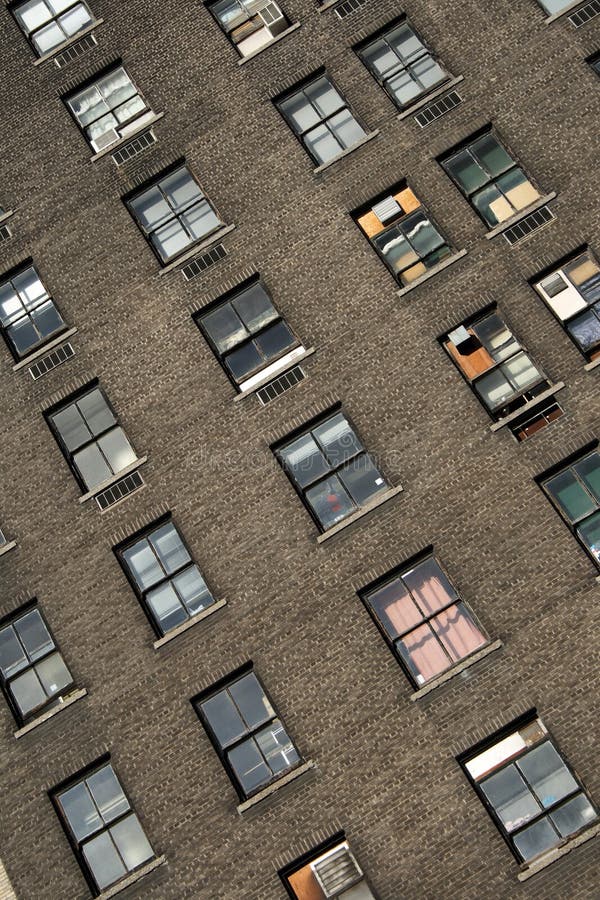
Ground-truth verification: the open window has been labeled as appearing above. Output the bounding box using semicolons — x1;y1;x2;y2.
208;0;291;57
280;834;376;899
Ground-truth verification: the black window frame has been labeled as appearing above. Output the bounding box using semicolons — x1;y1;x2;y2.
588;52;600;76
0;259;68;362
9;0;95;59
206;0;291;58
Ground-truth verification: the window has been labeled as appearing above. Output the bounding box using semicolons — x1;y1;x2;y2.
461;714;598;863
362;556;487;689
542;447;600;566
193;666;301;800
12;0;94;57
275;408;389;532
52;760;155;895
589;55;600;76
281;834;376;899
443;309;551;421
441;131;540;227
357;19;449;110
209;0;291;57
354;185;453;286
126;164;222;264
195;279;305;392
66;66;152;152
533;249;600;361
277;74;367;166
537;0;576;13
117;517;216;637
0;264;67;360
0;603;74;725
46;383;138;493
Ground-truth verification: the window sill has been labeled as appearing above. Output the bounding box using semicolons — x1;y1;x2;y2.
78;457;148;504
153;599;227;649
32;19;104;65
236;760;316;814
237;22;301;64
313;131;380;174
396;249;467;297
584;356;600;372
157;224;236;276
489;382;566;432
12;327;78;371
90;112;165;161
397;75;465;119
484;193;557;240
318;0;341;9
14;688;87;739
316;485;404;544
97;856;166;899
544;1;585;23
233;347;315;401
0;210;14;226
0;540;16;557
517;821;600;881
409;640;503;701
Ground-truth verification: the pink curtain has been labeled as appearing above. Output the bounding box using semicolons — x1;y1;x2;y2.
432;604;486;661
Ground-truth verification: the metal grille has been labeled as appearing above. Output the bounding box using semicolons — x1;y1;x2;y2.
256;365;305;405
510;401;564;442
182;244;227;280
414;90;462;127
28;343;75;380
503;206;555;245
312;847;362;897
0;224;11;243
95;471;144;510
111;131;157;166
53;33;98;68
569;0;600;26
334;0;369;19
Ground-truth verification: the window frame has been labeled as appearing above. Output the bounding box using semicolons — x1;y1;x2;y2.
279;831;376;899
206;0;291;58
9;0;95;59
0;260;68;362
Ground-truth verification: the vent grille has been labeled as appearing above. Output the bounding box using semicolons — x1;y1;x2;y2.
256;365;305;405
334;0;369;19
414;90;462;127
510;401;564;442
312;847;363;897
182;244;227;280
28;342;75;379
503;206;554;245
53;33;97;67
96;471;144;510
112;131;157;166
569;0;600;26
0;224;11;244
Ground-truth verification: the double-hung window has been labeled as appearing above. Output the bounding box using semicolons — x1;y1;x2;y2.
195;279;305;392
46;383;138;494
209;0;291;57
117;518;216;637
533;249;600;362
0;603;74;725
127;164;222;264
52;760;155;895
193;666;301;800
542;447;600;566
441;132;540;228
362;556;487;689
12;0;94;57
0;264;67;360
281;833;376;899
277;74;367;166
357;19;449;110
275;409;389;532
460;714;598;863
354;185;453;286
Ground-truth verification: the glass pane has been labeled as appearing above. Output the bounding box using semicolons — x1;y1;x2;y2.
13;267;47;307
0;626;27;679
328;108;366;150
8;318;42;356
480;764;540;831
171;565;214;616
574;454;600;502
255;719;300;774
35;652;72;697
153;218;189;260
361;38;399;77
70;87;107;128
474;368;514;411
305;475;355;529
201;304;247;354
496;168;539;212
402;211;445;258
374;225;419;274
566;309;600;352
279;434;330;488
0;283;22;326
149;523;190;575
73;442;113;490
212;0;246;29
545;470;596;523
402;558;458;615
444;149;488;195
122;539;163;590
304;76;344;117
550;794;597;838
232;283;278;333
201;690;247;747
313;413;363;467
388;23;425;62
366;579;423;639
182;201;221;241
161;168;203;212
59;5;92;37
59;781;102;841
146;582;188;633
110;813;153;872
471;134;515;178
51;403;90;451
255;321;296;361
512;817;558;862
130;186;171;231
472;184;513;226
82;832;127;891
10;668;47;717
225;341;263;382
501;352;542;392
78;389;115;436
97;427;137;475
564;253;600;303
338;453;388;506
279;92;320;134
114;95;146;125
411;55;446;90
15;0;52;33
30;299;65;338
49;0;83;13
14;609;54;661
32;21;64;53
228;737;272;795
87;766;130;824
431;603;486;662
396;623;450;685
472;314;519;362
229;673;273;730
538;1;574;14
577;510;600;564
96;67;136;108
304;123;342;165
388;68;422;107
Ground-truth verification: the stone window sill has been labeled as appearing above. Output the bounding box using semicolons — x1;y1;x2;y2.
12;327;78;372
97;856;166;899
33;19;104;65
397;75;465;119
158;224;236;276
14;688;87;739
233;347;316;402
236;760;315;814
0;541;17;558
544;1;585;23
396;250;467;298
489;382;566;432
317;485;403;544
584;356;600;372
517;821;600;881
238;22;301;64
484;193;557;240
409;640;503;701
79;457;148;504
0;210;14;226
90;112;165;161
153;599;227;649
313;131;380;174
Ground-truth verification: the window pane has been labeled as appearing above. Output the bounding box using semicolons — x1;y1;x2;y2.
396;623;450;685
471;135;515;178
78;389;115;436
87;766;130;824
374;226;419;274
32;20;64;53
279;434;330;488
255;719;300;774
110;813;153;872
255;321;296;361
512;817;558;861
496;168;539;212
225;341;263;382
8;318;42;356
97;427;137;475
411;55;446;90
388;68;422;107
361;39;398;77
181;201;220;241
148;523;190;575
151;219;190;261
35;652;72;697
212;0;245;29
52;403;90;451
31;299;65;339
305;475;355;530
0;283;22;326
114;95;146;125
480;764;540;831
402;558;458;615
338;453;388;506
566;309;600;352
546;470;596;522
472;314;519;363
161;168;203;212
171;565;214;616
279;93;320;134
73;443;113;490
59;5;92;37
82;832;127;891
475;368;514;411
130;187;171;231
328;108;365;150
304;76;344;117
402;211;445;258
501;352;542;392
232;283;278;333
366;579;423;638
146;582;188;633
10;668;47;717
313;413;363;467
202;304;247;354
472;184;513;226
228;737;272;794
431;603;486;661
0;626;27;679
538;1;574;13
550;794;597;838
229;673;273;730
59;782;102;841
573;454;600;502
15;0;52;33
14;609;54;661
122;539;163;590
388;23;425;62
565;253;600;303
201;690;247;747
577;510;600;563
13;267;47;306
445;149;488;195
304;123;342;165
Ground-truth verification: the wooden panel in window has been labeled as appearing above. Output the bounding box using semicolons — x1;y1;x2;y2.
446;338;494;379
287;863;326;900
357;211;385;238
394;187;421;214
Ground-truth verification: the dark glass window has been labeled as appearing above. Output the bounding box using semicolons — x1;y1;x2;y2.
590;55;600;76
13;0;93;57
534;250;600;362
461;715;598;863
117;518;215;636
47;383;137;493
209;0;290;57
0;604;73;725
53;761;154;895
543;449;600;566
280;834;375;899
277;75;366;166
66;66;150;152
441;132;540;227
193;667;301;800
0;264;66;360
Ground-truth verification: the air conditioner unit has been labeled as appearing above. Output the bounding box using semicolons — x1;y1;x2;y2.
311;844;364;898
448;325;471;348
258;1;287;33
120;110;154;138
91;128;119;152
536;271;588;322
372;195;401;224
